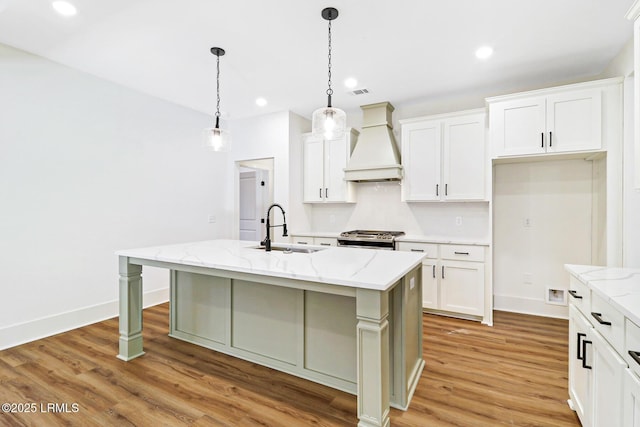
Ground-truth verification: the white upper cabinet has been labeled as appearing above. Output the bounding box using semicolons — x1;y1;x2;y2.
302;129;358;203
489;81;609;158
401;109;486;202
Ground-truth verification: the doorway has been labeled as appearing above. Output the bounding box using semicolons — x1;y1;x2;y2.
236;158;274;241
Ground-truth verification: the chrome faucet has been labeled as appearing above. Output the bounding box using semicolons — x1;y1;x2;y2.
260;203;288;251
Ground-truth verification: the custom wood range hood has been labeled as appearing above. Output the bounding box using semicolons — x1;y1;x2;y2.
343;102;404;182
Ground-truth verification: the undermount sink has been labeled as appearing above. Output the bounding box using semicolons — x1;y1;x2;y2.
251;245;325;254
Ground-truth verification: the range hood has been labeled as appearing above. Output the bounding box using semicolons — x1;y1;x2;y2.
344;102;403;182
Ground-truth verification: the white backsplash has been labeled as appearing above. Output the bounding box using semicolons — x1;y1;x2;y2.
309;181;490;240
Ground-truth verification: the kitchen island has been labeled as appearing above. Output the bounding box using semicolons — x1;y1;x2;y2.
116;239;425;427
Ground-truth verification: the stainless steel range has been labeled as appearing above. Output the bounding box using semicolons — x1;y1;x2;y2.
337;230;405;250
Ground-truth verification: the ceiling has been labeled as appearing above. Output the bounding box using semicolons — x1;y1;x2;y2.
0;0;635;122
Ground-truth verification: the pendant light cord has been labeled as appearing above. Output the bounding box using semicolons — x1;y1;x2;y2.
326;18;333;107
215;53;221;128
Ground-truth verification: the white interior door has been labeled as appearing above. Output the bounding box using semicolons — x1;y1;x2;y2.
239;169;268;241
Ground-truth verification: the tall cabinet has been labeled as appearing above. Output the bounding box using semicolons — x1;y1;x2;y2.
302;128;358;203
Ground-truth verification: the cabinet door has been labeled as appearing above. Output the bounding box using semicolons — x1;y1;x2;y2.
546;89;602;153
568;305;594;427
491;97;546;156
324;136;348;202
592;329;626;427
624;368;640;427
443;114;486;200
421;259;438;309
401;120;441;201
439;260;484;316
303;135;325;202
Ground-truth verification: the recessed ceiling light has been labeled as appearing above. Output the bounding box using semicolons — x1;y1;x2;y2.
52;1;77;16
255;97;267;107
344;77;358;89
475;46;493;60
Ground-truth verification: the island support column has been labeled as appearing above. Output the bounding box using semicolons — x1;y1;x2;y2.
356;288;390;427
117;256;144;361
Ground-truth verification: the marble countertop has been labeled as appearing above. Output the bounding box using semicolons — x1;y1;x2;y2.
289;231;490;246
396;235;490;246
565;264;640;326
117;239;425;291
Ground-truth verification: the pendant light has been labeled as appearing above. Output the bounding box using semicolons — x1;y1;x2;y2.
312;7;346;140
204;47;231;152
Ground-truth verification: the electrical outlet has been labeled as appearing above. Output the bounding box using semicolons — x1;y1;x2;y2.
329;214;336;224
208;214;216;223
524;218;532;227
455;216;463;226
523;273;533;284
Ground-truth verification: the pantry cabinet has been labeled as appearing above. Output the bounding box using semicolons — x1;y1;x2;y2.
303;129;358;203
400;110;486;201
488;81;615;158
398;242;485;318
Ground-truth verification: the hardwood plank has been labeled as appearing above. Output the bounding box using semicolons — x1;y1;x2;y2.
0;305;580;426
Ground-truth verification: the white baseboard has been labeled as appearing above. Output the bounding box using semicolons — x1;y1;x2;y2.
0;288;169;350
493;294;569;319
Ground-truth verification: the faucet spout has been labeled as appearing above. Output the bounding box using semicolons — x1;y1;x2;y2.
260;203;288;251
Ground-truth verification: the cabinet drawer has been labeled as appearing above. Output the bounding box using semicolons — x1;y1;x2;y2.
397;242;438;258
591;292;624;354
291;236;314;245
440;244;484;262
314;237;337;247
626;318;640;378
567;275;591;317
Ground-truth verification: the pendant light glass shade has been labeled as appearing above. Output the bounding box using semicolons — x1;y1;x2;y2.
204;47;231;152
203;125;231;152
312;106;346;140
312;7;346;140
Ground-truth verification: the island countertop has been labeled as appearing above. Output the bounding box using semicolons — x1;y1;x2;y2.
565;264;640;326
117;239;426;291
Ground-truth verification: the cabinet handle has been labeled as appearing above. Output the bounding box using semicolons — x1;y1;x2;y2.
629;351;640;366
582;339;592;369
445;184;448;196
432;265;436;278
296;241;308;245
454;251;469;255
410;249;424;252
319;188;322;198
325;188;328;198
320;243;331;246
442;266;445;279
577;332;587;360
541;132;544;148
436;184;439;196
591;312;612;326
568;290;583;299
549;131;553;147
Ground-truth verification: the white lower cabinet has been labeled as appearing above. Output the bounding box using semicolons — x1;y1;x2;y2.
625;368;640;426
568;271;636;427
591;326;626;427
398;242;485;319
290;235;337;247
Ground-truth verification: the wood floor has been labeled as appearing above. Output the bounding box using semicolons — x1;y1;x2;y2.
0;305;581;426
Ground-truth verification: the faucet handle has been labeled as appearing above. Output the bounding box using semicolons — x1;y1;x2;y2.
282;224;288;237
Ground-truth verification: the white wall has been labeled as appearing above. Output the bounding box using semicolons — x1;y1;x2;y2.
599;38;640;267
0;44;228;349
493;160;595;318
228;110;310;243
